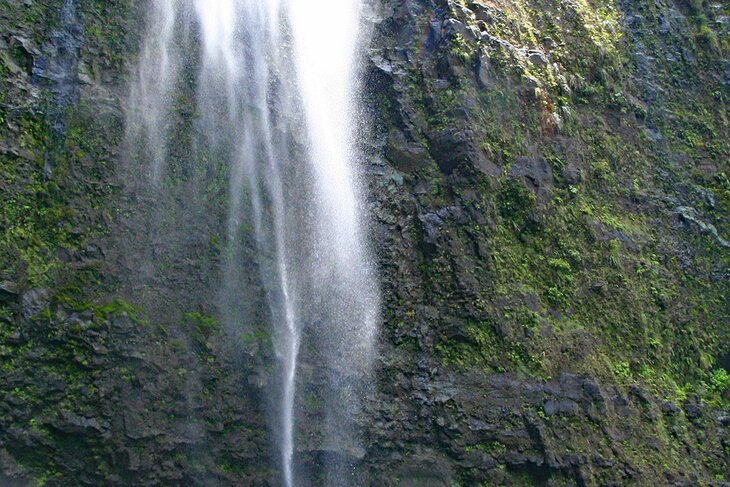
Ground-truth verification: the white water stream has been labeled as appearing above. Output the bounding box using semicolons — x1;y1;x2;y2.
128;1;379;485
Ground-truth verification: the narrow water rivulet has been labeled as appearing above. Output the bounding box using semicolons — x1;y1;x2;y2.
127;1;380;485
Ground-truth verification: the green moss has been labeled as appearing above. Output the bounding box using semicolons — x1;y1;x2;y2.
449;33;475;62
80;0;137;70
612;360;632;383
497;179;536;224
98;299;141;319
437;318;546;376
240;329;270;346
184;311;220;337
707;368;730;405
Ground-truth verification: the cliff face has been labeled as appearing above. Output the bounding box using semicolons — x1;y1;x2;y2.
0;0;728;486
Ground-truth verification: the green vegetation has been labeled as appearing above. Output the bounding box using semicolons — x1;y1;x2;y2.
405;0;730;420
184;311;221;337
497;179;536;225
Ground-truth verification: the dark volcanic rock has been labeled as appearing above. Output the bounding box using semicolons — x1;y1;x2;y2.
509;155;554;201
21;288;51;321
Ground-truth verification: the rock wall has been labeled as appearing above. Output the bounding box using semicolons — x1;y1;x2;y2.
0;0;728;485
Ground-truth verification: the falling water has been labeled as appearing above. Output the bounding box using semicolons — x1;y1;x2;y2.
127;0;177;182
127;1;379;485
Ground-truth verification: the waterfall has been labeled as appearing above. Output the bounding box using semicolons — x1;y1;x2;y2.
127;1;380;485
127;0;177;182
